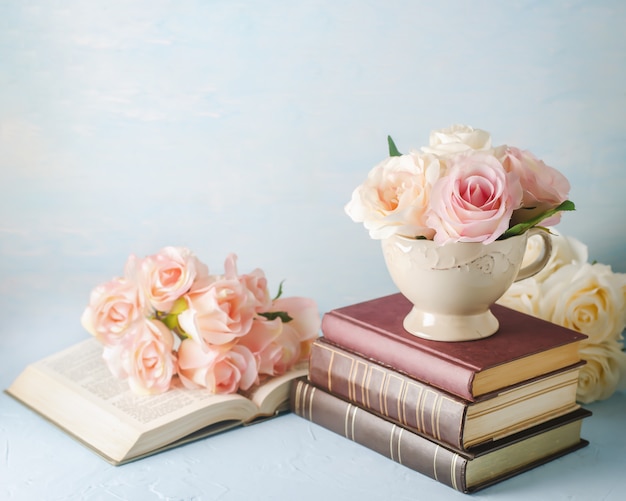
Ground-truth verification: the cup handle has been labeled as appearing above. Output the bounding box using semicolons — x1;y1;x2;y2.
514;228;553;282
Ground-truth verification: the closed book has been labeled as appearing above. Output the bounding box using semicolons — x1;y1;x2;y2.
308;337;583;451
291;379;590;494
322;293;586;401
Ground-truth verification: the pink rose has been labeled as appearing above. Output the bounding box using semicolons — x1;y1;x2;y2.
499;146;570;226
240;268;273;312
426;152;523;244
138;246;209;313
256;323;303;377
103;318;176;395
238;317;284;360
177;340;258;394
273;296;320;352
81;277;146;346
345;153;441;240
177;254;256;345
250;297;320;376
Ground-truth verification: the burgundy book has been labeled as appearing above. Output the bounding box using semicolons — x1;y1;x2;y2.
291;378;590;494
322;293;586;401
308;337;584;451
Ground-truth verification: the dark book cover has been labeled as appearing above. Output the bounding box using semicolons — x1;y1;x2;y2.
291;378;590;493
322;293;586;401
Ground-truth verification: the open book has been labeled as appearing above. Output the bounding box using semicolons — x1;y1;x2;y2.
6;338;307;465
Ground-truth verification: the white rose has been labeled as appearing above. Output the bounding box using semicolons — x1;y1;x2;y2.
497;276;542;317
576;340;626;404
345;152;441;240
539;262;626;344
520;230;588;283
421;124;492;156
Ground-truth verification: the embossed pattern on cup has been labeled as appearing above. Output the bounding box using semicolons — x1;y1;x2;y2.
381;228;551;342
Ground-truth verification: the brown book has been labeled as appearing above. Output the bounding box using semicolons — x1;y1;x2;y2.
322;293;586;401
6;338;307;465
291;379;590;494
308;338;583;451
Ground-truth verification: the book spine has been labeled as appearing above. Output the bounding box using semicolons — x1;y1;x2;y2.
308;340;467;451
322;311;477;401
291;379;469;493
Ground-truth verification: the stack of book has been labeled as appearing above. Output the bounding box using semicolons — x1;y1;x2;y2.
291;293;591;494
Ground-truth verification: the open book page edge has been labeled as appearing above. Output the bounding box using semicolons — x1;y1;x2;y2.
117;404;293;466
6;339;308;464
243;362;309;417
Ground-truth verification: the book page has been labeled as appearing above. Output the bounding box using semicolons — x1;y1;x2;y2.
36;338;248;427
243;361;308;416
7;338;306;463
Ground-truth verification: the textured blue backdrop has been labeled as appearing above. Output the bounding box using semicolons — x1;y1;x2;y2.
2;3;626;500
1;0;625;331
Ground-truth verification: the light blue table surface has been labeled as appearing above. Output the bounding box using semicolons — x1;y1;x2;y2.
2;361;626;501
1;281;625;501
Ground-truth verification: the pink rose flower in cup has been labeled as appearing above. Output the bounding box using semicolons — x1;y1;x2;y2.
426;152;523;244
347;126;574;245
103;318;176;395
81;277;146;346
139;246;209;313
177;340;258;394
345;153;441;240
177;254;256;345
499;146;571;226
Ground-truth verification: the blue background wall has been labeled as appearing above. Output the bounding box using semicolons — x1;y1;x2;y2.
1;1;625;347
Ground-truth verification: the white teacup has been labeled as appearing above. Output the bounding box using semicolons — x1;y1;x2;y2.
381;228;552;342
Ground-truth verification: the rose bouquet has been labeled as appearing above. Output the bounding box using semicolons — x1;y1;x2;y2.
498;232;626;403
81;247;320;396
345;124;574;244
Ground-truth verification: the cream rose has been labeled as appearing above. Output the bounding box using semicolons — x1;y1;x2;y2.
520;230;588;283
345;152;441;240
421;124;492;156
496;276;542;317
576;340;626;404
539;262;626;345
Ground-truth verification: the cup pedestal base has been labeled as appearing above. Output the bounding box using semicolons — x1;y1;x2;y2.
403;307;500;342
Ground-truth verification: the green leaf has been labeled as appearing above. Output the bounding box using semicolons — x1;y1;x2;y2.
387;135;401;157
501;200;576;239
258;311;293;323
273;280;285;300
